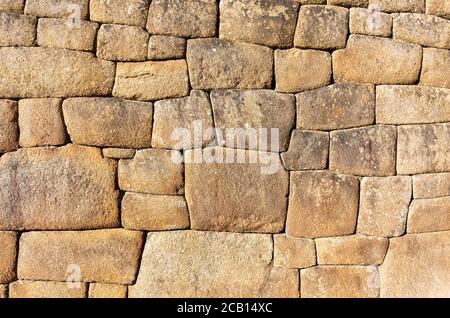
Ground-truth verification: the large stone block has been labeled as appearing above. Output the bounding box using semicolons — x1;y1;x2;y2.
407;197;450;234
0;99;18;153
9;281;87;298
90;0;150;27
413;173;450;199
0;12;36;46
25;0;89;18
0;231;17;283
420;48;450;89
368;0;425;13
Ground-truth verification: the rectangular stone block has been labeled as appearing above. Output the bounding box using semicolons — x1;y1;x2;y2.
407;197;450;234
25;0;89;19
0;99;18;153
88;283;127;299
0;0;24;13
413;173;450;199
90;0;150;27
0;12;36;46
426;0;450;19
148;35;186;60
0;231;17;283
349;8;392;37
420;48;450;89
274;235;316;269
368;0;425;13
9;281;87;298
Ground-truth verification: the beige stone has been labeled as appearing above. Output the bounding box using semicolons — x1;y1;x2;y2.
328;0;368;6
349;8;392;37
122;193;190;231
357;176;412;237
296;83;375;130
420;48;450;89
102;148;136;160
0;47;115;98
274;235;316;269
0;0;24;13
90;0;150;27
0;100;18;153
413;173;450;199
0;145;119;230
380;231;450;297
118;149;184;195
294;5;348;50
18;229;144;284
210;89;295;152
185;147;288;233
426;0;450;19
301;266;380;298
63;98;153;149
0;285;6;298
316;235;389;265
275;49;332;93
0;231;17;283
9;281;87;298
129;231;299;298
113;60;189;101
286;171;359;238
187;39;273;90
25;0;89;18
18;98;66;147
407;197;450;234
0;12;36;46
219;0;299;48
148;35;186;60
397;124;450;175
368;0;425;13
89;283;127;298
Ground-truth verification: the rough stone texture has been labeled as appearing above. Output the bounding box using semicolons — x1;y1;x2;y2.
296;83;375;130
0;0;24;13
286;171;359;238
275;49;332;93
63;98;153;149
148;35;186;60
0;285;6;298
328;0;368;7
380;232;450;297
274;235;316;269
122;193;190;231
0;12;36;46
0;145;119;230
0;99;18;153
333;35;422;85
113;60;189;102
413;173;450;199
0;231;17;283
420;48;450;89
426;0;450;19
407;197;450;234
18;229;144;284
297;0;326;3
130;231;299;298
349;8;392;37
219;0;299;48
186;147;288;233
25;0;89;19
90;0;150;27
89;283;127;299
187;39;273;90
357;177;412;237
368;0;425;13
9;281;87;298
329;125;397;176
397;124;450;175
102;148;136;160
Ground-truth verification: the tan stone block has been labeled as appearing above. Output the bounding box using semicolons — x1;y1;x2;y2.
148;35;186;60
413;173;450;199
369;0;425;13
0;145;119;230
0;0;24;13
129;231;299;298
357;176;412;237
25;0;89;19
113;60;189;101
0;12;36;46
275;49;332;93
187;39;273;90
301;266;380;298
0;231;17;283
0;100;18;153
296;83;375;130
426;0;450;19
349;8;392;37
330;125;397;176
333;35;422;85
420;48;450;89
121;193;190;231
274;235;316;269
380;231;450;297
90;0;150;27
118;149;184;195
18;229;144;284
286;171;359;238
9;281;87;298
328;0;368;6
102;148;136;160
0;285;7;298
89;283;127;299
407;197;450;234
63;98;153;149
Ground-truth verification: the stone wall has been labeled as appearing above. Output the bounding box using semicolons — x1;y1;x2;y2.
0;0;449;298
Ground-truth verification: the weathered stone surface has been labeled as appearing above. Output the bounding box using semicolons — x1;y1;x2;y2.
210;90;295;152
0;47;115;98
413;173;450;199
281;130;329;171
333;35;422;85
122;193;190;231
219;0;299;48
18;229;144;284
316;235;389;265
89;283;127;298
119;149;184;195
185;147;288;233
426;0;450;19
148;35;186;60
0;285;6;298
393;13;450;49
63;98;153;149
407;197;450;234
102;148;136;160
37;18;97;51
9;281;87;298
357;176;412;237
25;0;89;18
0;99;18;153
420;48;450;89
330;125;397;176
18;98;66;147
328;0;368;7
296;83;375;130
0;12;36;46
146;0;217;38
286;171;359;238
380;231;450;297
275;49;332;93
301;266;380;298
0;231;17;283
0;0;24;13
90;0;150;27
187;39;273;90
376;86;450;124
297;0;326;3
97;24;149;61
397;124;450;175
130;231;299;298
0;145;119;230
152;90;214;150
274;235;316;269
294;5;349;50
349;7;392;37
113;60;189;101
368;0;425;13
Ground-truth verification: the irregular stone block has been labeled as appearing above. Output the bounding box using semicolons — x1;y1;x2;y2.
420;48;450;89
63;98;153;149
0;0;24;13
330;125;397;176
89;283;127;299
426;0;450;19
349;7;392;37
368;0;425;13
0;145;119;230
296;83;375;130
25;0;89;18
0;12;36;46
18;229;144;284
129;231;299;297
9;281;87;298
102;148;136;160
286;171;359;238
274;235;316;269
413;173;450;199
328;0;368;7
90;0;150;27
0;285;6;298
0;100;18;153
148;35;186;60
187;39;273;90
219;0;299;48
0;231;17;283
408;197;450;234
